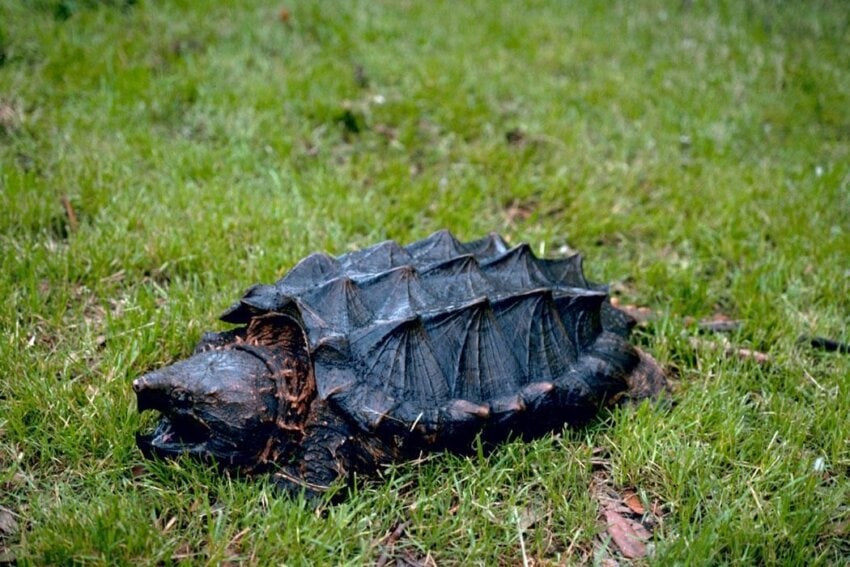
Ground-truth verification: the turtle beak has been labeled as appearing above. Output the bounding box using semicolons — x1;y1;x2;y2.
133;348;278;463
133;372;172;413
133;360;213;457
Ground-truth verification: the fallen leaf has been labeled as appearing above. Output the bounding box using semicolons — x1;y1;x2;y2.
0;505;18;538
503;199;535;225
375;520;411;567
604;509;650;559
621;489;645;515
689;337;770;364
591;470;661;562
697;313;741;333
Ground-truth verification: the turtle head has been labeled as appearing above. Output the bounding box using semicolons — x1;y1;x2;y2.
134;347;279;465
134;314;315;467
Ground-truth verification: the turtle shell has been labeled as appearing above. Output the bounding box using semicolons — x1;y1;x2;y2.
218;230;640;448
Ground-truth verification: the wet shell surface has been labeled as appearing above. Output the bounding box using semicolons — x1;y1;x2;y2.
216;230;654;448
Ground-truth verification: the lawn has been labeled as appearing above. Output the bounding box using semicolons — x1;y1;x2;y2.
1;0;848;564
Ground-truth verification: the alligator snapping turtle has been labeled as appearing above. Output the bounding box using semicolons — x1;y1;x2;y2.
134;231;666;496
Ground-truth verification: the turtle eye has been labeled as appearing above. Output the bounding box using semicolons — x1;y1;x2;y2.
170;388;193;408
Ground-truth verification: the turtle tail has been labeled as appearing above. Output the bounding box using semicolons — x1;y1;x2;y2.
622;348;669;401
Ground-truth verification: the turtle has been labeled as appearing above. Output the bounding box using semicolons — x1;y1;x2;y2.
134;230;667;497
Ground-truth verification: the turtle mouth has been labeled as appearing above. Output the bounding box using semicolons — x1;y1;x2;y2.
132;347;280;465
136;410;212;457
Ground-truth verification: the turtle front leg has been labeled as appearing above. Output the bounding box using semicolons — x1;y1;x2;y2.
271;400;372;501
272;423;352;500
271;400;395;501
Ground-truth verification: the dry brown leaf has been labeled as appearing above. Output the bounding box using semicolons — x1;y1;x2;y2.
503;199;535;225
61;194;79;233
621;489;645;515
591;470;661;562
0;506;17;538
689;337;770;364
697;313;741;333
375;520;411;567
603;509;650;559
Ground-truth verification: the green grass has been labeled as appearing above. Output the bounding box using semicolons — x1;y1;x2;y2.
1;0;849;563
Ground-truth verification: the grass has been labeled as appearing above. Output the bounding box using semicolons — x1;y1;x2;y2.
1;0;848;563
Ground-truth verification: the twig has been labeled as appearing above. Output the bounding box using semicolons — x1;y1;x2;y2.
799;335;850;354
375;520;411;567
61;194;79;233
689;337;770;364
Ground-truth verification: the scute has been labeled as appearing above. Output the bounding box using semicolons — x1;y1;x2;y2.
491;290;576;380
480;243;551;290
300;276;371;334
421;298;521;401
220;231;639;440
281;252;342;290
419;255;495;301
349;316;450;403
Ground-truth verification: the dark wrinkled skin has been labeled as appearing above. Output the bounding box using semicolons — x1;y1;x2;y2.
135;315;394;498
134;347;279;465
